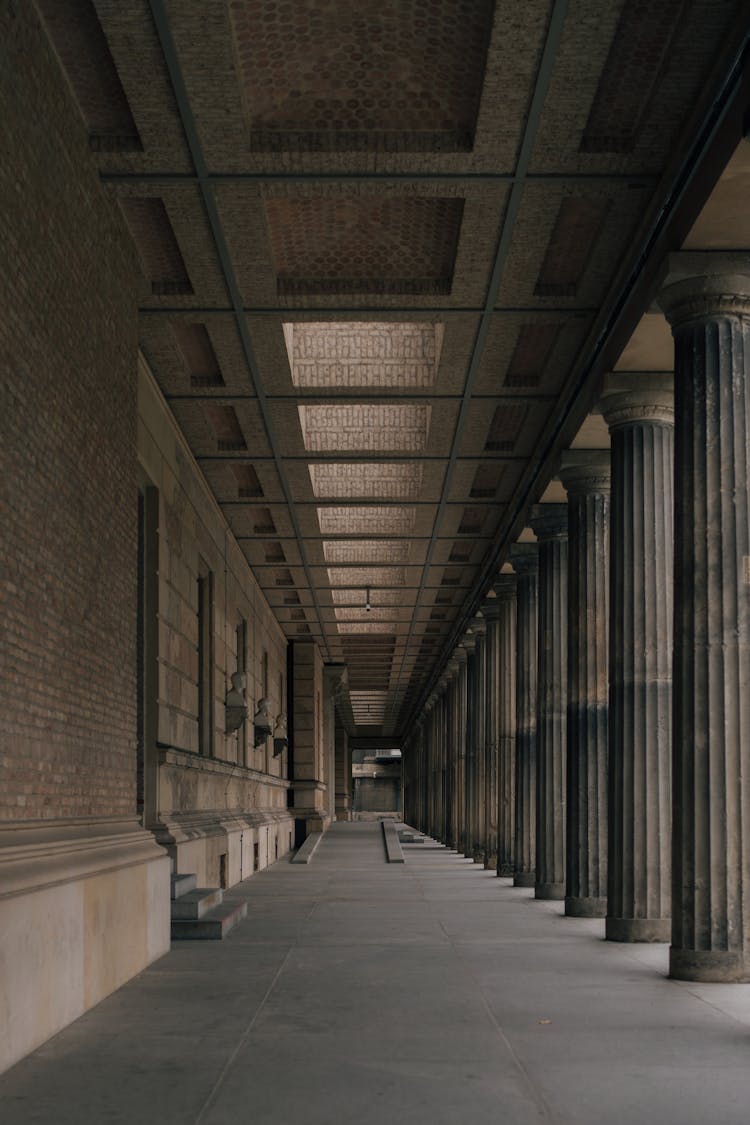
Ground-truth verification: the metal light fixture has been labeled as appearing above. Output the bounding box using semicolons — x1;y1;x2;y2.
365;586;371;613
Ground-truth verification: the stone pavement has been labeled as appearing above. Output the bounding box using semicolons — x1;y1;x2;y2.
1;821;749;1124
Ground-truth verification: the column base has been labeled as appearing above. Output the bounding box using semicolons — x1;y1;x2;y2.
670;948;750;983
565;895;607;918
473;853;484;864
484;852;497;870
497;862;515;877
514;871;536;887
535;881;565;900
606;916;670;943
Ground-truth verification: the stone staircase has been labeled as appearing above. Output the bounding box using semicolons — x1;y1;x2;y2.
170;873;247;940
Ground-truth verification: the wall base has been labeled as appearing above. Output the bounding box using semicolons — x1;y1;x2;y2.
0;817;170;1075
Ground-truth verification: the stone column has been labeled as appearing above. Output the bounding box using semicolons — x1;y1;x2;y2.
454;648;468;854
529;505;569;900
559;451;611;916
470;615;487;862
492;577;517;876
511;544;539;887
600;374;674;942
482;595;502;871
462;633;478;858
660;258;750;981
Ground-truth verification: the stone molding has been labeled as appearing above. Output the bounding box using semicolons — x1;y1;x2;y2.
159;746;290;789
0;816;167;901
558;449;611;495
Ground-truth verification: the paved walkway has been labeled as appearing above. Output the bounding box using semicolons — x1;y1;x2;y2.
1;822;749;1124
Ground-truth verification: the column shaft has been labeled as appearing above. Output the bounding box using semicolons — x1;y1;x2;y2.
494;579;517;876
530;506;568;900
602;379;674;942
512;546;539;887
661;269;750;981
561;454;610;917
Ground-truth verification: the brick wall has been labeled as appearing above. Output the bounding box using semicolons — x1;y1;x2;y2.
0;2;141;820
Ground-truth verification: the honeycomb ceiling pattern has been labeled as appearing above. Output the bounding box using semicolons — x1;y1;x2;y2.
228;0;494;152
53;0;748;738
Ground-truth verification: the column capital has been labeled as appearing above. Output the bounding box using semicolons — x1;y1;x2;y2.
453;647;468;665
657;251;750;328
469;614;486;637
529;503;568;541
481;596;502;620
462;632;478;654
558;449;611;496
491;573;517;602
482;584;514;619
599;372;674;430
510;541;539;575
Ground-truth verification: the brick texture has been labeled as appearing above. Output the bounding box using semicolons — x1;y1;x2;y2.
0;3;141;820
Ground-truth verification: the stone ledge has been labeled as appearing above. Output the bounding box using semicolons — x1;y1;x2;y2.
290;832;323;865
381;820;405;863
0;817;168;901
159;747;289;789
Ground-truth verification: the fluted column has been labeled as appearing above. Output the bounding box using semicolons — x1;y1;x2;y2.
462;634;478;858
492;576;517;876
482;594;502;871
601;374;674;942
559;451;610;917
445;664;458;848
454;648;468;855
660;259;750;981
511;544;539;887
529;505;569;900
471;615;487;862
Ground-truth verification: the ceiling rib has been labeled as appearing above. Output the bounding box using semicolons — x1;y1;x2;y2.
146;0;330;659
387;0;571;728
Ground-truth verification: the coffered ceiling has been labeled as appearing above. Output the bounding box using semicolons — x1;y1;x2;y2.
37;0;750;738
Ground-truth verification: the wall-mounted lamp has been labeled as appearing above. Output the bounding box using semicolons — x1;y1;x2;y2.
253;696;273;747
225;672;247;734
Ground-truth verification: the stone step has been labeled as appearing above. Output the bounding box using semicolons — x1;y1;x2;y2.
170;888;224;919
171;900;247;941
170;873;197;900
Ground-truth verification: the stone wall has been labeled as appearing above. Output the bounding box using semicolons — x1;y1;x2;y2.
0;2;169;1074
138;359;294;885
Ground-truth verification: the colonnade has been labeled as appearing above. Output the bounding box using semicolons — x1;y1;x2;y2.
403;258;750;982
